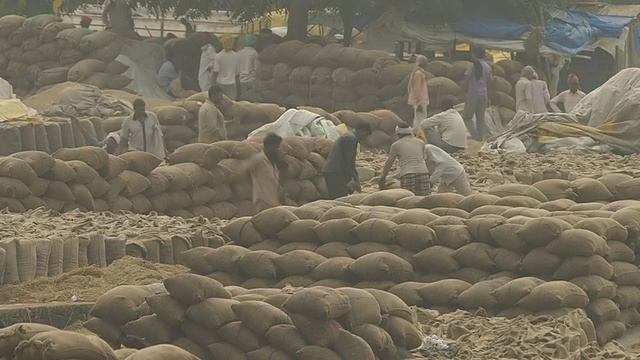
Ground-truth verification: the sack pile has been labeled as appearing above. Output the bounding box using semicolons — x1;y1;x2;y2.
214;198;640;345
0;323;120;360
0;210;223;286
0;14;131;97
84;274;422;359
249;40;521;125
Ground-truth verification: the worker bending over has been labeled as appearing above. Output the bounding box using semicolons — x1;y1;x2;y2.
380;123;431;195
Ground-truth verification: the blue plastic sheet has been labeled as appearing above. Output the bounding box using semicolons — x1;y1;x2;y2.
543;10;631;55
635;27;640;52
452;18;534;40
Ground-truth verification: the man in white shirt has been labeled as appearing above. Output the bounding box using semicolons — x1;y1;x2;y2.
198;85;227;143
237;35;260;96
421;98;467;153
213;34;240;100
379;124;431;196
551;74;586;113
531;71;552;114
0;76;13;99
119;99;166;159
515;66;535;113
198;36;217;92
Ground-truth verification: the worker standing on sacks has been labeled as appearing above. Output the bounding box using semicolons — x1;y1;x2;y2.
407;55;430;134
323;123;372;199
239;133;288;213
462;48;493;141
379;123;431;195
119;99;166;159
198;85;227;143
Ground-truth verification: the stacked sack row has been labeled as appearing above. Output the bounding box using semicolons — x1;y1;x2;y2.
250;40;520;125
213;198;640;344
0;322;199;360
0;14;131;97
0;225;222;287
0;139;334;219
85;273;423;359
0;115;107;156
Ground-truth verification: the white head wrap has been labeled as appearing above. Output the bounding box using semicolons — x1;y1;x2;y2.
105;132;121;145
395;126;413;135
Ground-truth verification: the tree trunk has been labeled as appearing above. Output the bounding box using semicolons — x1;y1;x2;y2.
342;5;354;47
286;0;310;40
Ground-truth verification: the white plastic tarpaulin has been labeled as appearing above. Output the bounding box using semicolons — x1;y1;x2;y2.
248;109;341;141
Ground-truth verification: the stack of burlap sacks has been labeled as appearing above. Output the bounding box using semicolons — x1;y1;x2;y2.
0;322;199;360
0;139;332;220
85;273;422;359
251;40;521;125
208;192;640;345
0;14;131;97
0;224;222;287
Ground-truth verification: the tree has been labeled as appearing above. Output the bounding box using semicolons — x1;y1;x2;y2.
1;0;55;17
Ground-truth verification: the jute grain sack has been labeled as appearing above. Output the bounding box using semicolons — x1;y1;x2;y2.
520;247;562;276
611;261;640;286
595;321;626;346
54;146;108;171
418;279;472;306
599;173;633;200
238;250;281;279
617;308;640;327
47;237;64;276
412;246;460;273
0;157;39;185
263;324;308;357
33;238;51;278
456;193;500;212
164;273;230;305
217;321;264;352
119;151;162;175
572;178;613;203
0;15;26;37
350;252;412;282
390;209;439;225
393;224;436;252
231;301;292;337
15;330;115;360
318;206;363;222
518;218;573;247
283;286;351;320
359;189;414;207
545;229;608;258
332;328;375;360
490;248;522;273
433;225;473;249
553;255;614;281
571;276;617;300
494;195;542;208
337;287;382;329
532;179;577;201
15;239;36;282
605;241;635;263
0;176;29;199
203;245;251;274
67;160;99;184
314;218;359;244
350;218;396;244
469;205;511;217
122;314;179;346
273;250;326;276
615;286;640;308
465;215;506;244
452;243;497;272
68;183;95;211
42;159;76;183
0;323;57;358
587;298;620;323
276;219;319;244
83;318;124;348
251;207;299;236
90;285;153;325
489;184;548;202
309;257;354;282
517;281;589;311
10;151;55;176
380;315;422;350
185;298;239;331
351;324;396;358
492;277;546;308
67;59;107;82
417;193;465;210
501;207;548;219
455;277;511;310
573;218;628;243
180;247;215;274
388;282;423;307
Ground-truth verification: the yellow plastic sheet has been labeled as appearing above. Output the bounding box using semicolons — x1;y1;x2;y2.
0;99;31;121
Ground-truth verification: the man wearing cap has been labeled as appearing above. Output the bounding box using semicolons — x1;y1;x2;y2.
213;34;240;100
551;74;586;113
379;123;431;196
80;16;92;29
515;65;536;113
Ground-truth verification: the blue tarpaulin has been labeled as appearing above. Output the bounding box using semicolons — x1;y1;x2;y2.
543;10;631;55
452;18;534;40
